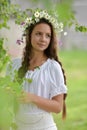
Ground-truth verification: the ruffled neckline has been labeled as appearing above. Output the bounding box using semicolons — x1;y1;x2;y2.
27;58;50;73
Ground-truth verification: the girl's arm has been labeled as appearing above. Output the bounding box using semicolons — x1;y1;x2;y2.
20;92;63;113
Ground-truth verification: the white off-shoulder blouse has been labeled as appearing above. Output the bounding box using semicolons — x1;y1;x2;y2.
7;58;67;115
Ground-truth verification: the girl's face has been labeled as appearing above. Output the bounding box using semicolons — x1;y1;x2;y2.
31;23;51;52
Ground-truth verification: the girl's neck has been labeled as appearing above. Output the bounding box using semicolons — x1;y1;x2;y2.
29;51;48;70
30;51;46;62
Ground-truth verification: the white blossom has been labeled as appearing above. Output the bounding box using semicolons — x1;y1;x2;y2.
34;11;40;18
21;9;64;33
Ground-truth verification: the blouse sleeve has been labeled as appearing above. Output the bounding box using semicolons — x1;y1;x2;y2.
6;58;22;80
49;60;67;99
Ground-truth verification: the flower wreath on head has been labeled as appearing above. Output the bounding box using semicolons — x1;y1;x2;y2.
17;8;63;45
22;8;63;33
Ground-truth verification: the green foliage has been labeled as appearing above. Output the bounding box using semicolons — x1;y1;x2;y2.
0;69;22;129
75;25;87;32
0;0;17;29
0;0;87;35
0;0;28;29
0;59;33;129
0;85;15;129
30;0;87;32
55;1;75;25
54;0;87;33
0;38;10;73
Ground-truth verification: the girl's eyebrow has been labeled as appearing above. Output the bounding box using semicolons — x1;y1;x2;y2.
39;31;51;35
36;30;51;34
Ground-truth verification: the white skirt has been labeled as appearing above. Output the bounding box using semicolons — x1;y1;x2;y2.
14;112;58;130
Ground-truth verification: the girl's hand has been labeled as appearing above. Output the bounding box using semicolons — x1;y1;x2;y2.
18;91;32;104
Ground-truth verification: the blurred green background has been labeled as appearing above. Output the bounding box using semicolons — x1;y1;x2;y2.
54;49;87;130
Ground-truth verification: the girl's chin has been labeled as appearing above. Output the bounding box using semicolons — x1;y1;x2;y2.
37;47;47;51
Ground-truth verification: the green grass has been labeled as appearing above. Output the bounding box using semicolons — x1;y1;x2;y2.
53;49;87;130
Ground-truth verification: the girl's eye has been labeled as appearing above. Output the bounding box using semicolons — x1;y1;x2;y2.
36;32;41;36
46;34;51;38
35;32;51;39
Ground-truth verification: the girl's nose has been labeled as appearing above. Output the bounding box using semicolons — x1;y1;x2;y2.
41;35;46;41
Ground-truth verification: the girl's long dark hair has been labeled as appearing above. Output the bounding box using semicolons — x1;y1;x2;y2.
18;18;67;119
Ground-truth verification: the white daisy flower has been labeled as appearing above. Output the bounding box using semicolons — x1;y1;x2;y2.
42;10;47;15
51;17;56;24
28;17;32;24
45;14;51;20
39;11;45;18
35;18;40;23
25;18;30;23
60;22;63;28
54;23;57;27
34;11;40;18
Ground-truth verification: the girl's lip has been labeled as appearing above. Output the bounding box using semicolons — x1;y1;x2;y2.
37;43;45;47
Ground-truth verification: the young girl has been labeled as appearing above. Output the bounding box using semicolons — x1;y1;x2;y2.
10;9;67;130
